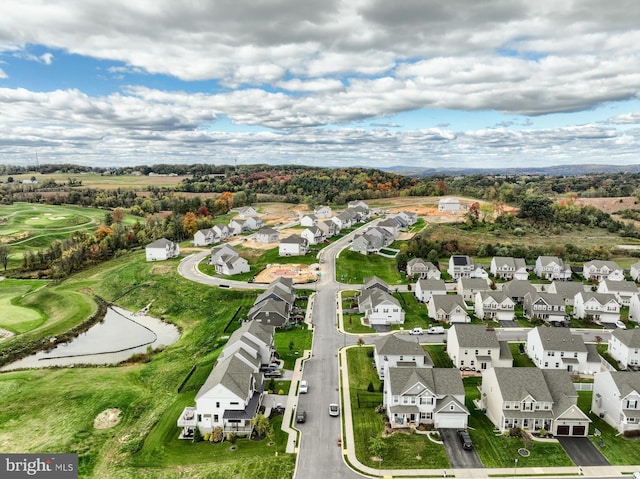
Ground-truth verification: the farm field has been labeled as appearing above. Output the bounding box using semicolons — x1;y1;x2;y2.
6;173;188;189
0;203;140;269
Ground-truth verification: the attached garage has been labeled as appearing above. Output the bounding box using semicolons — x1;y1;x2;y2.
435;413;467;429
556;425;570;436
572;426;586;436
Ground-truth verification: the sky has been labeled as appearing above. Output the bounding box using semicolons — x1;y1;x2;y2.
1;0;640;170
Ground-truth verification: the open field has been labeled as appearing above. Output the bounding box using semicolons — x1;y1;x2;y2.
0;203;140;269
6;173;189;189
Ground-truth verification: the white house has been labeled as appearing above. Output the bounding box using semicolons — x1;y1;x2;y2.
332;211;353;229
384;367;469;429
279;235;309;256
414;279;447;303
254;227;279;244
235;206;259;218
629;293;640;323
427;295;470;323
299;214;318;227
243;216;263;230
592;371;640;433
301;226;325;245
193;228;216;247
407;259;441;280
212;224;230;242
573;292;620;324
526;326;601;374
608;329;640;370
438;197;461;213
597;279;639;307
228;219;250;236
522;292;566;323
446;324;513;371
209;243;240;266
474;292;515;321
377;218;399;237
145;238;180;261
177;321;275;437
314;205;332;219
216;255;250;276
546;281;585;306
373;335;433;379
347;200;369;211
395;211;418;226
358;288;405;326
457;277;490;302
534;256;572;281
480;367;590;436
583;260;624;282
317;219;339;238
490;257;528;280
448;255;475;279
631;261;640;282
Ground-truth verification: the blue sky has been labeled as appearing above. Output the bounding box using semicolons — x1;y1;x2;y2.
0;0;639;169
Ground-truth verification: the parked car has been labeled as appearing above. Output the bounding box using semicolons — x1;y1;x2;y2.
299;380;309;394
427;326;445;334
328;403;340;417
264;369;283;378
457;429;473;450
409;327;423;335
616;320;627;329
296;410;307;423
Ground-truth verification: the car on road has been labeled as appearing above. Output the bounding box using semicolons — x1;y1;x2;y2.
296;410;307;423
328;403;340;417
299;380;308;394
409;327;423;335
632;472;640;479
457;429;473;450
427;326;445;334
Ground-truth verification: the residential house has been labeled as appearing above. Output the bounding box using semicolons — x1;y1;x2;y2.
546;281;585;306
395;211;418;226
446;324;513;371
377;218;399;237
414;279;447;303
629;293;640;323
317;219;338;238
332;211;353;230
448;255;475;279
349;205;370;222
177;321;275;437
597;279;639;306
350;233;382;255
254;227;279;244
254;278;296;308
235;206;259;218
608;329;640;370
480;367;591;436
216;254;250;276
313;205;332;219
228;219;250;236
428;295;470;323
301;226;325;245
438;197;461;213
279;235;309;256
209;244;240;266
490;257;528;280
145;238;180;261
212;224;230;242
384;367;469;429
474;291;515;321
358;288;405;326
583;260;624;282
363;276;390;292
243;216;263;230
526;326;601;374
248;298;290;328
630;260;640;282
193;228;216;247
502;279;538;304
299;214;318;227
534;256;572;281
573;291;620;324
407;258;441;280
523;292;567;323
373;335;433;379
347;200;369;211
457;277;490;302
592;371;640;433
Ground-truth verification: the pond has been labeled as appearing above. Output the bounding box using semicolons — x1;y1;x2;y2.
1;306;180;370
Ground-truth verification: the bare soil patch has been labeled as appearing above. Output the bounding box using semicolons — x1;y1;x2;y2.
254;263;318;284
574;196;639;214
94;408;122;429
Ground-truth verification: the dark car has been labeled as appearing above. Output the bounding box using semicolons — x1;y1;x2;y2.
457;429;473;450
296;410;307;423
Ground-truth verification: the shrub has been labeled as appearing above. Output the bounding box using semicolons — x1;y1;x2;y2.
212;426;224;443
367;381;374;392
202;432;210;442
623;429;640;438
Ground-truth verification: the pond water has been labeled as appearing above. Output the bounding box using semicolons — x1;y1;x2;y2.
1;306;180;370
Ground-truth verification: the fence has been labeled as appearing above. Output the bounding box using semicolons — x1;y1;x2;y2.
573;382;594;391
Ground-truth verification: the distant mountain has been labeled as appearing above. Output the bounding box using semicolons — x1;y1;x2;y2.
382;164;640;178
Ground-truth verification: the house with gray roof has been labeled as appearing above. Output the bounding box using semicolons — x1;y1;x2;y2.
358;288;405;326
377;217;400;237
407;258;441;280
313;205;332;219
546;281;585;306
193;227;216;246
414;279;447;303
573;291;620;324
446;324;512;371
255;227;279;244
592;371;640;433
248;298;290;328
363;276;390;292
490;256;528;280
608;329;640;369
480;367;590;436
301;225;325;245
474;291;515;321
523;292;566;324
145;238;180;261
427;295;470;324
631;260;640;282
384;367;469;429
208;244;249;276
526;326;601;374
597;279;639;306
502;279;537;304
254;278;296;307
299;214;318;227
457;277;490;302
373;335;433;379
534;256;572;281
583;260;624;282
278;234;309;256
448;255;475;279
317;219;338;238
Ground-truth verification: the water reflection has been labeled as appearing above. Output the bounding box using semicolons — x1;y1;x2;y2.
1;306;180;370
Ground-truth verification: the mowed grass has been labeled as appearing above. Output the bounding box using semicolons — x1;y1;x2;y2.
0;202;140;269
0;252;295;479
0;279;46;333
336;250;404;285
8;173;188;189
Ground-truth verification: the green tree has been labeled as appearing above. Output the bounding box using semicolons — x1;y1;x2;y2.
251;413;269;438
518;196;553;223
0;244;9;271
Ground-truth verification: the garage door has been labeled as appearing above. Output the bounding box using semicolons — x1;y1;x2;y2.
556;425;570;436
572;426;586;436
436;415;466;429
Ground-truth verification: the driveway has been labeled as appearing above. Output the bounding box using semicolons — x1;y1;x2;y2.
556;437;610;466
439;429;483;469
498;319;518;328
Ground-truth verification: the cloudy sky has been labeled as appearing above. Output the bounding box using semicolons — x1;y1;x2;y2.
1;0;639;169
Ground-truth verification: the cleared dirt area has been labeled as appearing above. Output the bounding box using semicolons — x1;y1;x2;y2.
254;263;318;284
574;196;639;214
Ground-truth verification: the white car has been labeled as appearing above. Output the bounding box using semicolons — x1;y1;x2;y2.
615;320;627;329
329;403;340;417
299;380;308;394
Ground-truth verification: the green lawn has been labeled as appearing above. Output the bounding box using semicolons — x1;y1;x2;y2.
424;345;453;368
0;279;47;333
346;346;450;470
509;343;536;367
336;250;404;285
390;292;430;331
273;323;313;369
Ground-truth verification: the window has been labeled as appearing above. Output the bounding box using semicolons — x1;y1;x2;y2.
214;414;218;422
544;362;549;367
475;349;479;355
216;402;220;408
626;399;638;409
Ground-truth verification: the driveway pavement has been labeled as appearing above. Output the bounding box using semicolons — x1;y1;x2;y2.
439;428;483;469
556;437;610;466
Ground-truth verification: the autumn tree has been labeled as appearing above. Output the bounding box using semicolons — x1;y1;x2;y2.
112;207;125;224
94;225;113;242
182;212;198;237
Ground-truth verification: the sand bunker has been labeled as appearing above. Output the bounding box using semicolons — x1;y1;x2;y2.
94;408;122;429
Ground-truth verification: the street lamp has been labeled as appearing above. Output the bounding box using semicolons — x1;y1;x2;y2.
513;458;518;479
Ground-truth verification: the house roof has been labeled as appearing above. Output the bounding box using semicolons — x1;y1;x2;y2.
451;255;472;266
537;255;565;267
478;291;512;304
363;276;390;291
577;291;619;305
387;367;465;397
607;371;640;398
378;218;399;227
434;395;470;415
430;294;466;313
451;324;501;349
280;234;306;245
611;328;640;348
601;279;639;293
492;256;526;269
584;260;622;271
359;288;401;309
503;280;537;297
530;326;587;353
458;278;489;290
374;335;432;363
256;227;279;235
248;298;289;319
526;292;566;308
146;238;175;248
416;279;447;292
549;281;584;298
439;197;460;204
196;352;256;400
226;320;274;351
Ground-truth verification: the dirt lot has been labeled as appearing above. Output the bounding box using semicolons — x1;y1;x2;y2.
573;196;639;214
254;263;318;284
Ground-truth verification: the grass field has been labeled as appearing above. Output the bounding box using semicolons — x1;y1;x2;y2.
0;203;140;269
8;173;188;189
335;250;405;285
